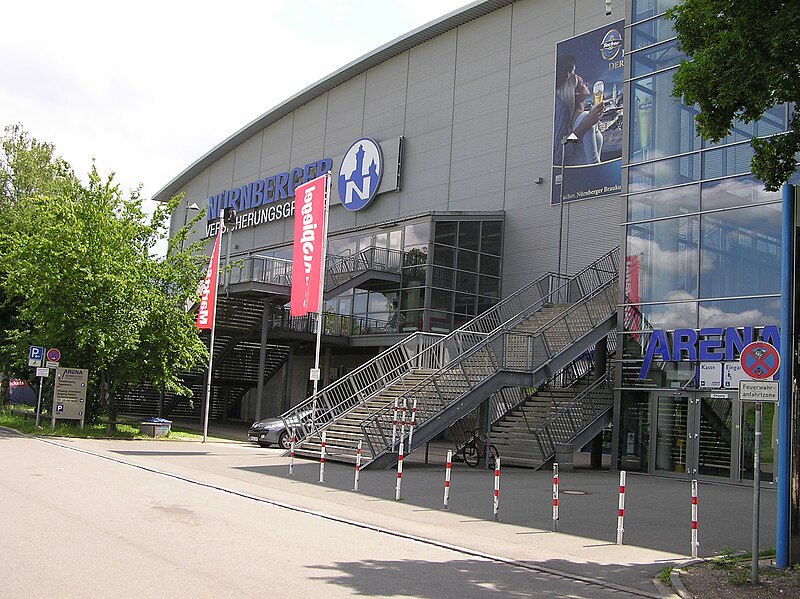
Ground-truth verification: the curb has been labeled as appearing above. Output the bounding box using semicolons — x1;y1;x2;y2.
669;560;703;599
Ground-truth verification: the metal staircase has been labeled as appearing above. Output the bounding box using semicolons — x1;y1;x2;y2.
283;247;620;468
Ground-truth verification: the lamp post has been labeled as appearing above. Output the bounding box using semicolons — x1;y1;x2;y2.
557;132;579;280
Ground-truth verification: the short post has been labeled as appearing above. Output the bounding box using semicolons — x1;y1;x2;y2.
752;402;762;584
395;439;405;500
691;479;699;558
616;470;626;545
443;449;452;510
493;457;501;521
391;398;399;449
288;429;296;476
319;432;326;484
553;463;559;532
353;439;362;492
407;399;418;451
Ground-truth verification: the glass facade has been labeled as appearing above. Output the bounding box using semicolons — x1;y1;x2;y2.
623;7;785;344
315;216;503;335
618;2;788;480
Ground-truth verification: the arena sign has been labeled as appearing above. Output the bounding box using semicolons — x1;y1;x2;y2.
638;325;780;380
205;158;332;235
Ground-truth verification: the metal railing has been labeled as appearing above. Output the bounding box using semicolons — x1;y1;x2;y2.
360;277;619;458
282;247;619;445
223;246;404;291
529;373;614;465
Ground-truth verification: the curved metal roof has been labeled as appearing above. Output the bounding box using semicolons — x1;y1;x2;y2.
153;0;514;202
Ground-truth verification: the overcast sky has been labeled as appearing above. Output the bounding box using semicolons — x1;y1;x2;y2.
1;0;473;214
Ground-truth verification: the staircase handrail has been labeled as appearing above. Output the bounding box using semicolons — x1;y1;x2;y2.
360;277;618;457
528;372;614;464
281;246;619;442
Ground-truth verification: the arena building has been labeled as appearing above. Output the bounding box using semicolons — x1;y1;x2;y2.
142;0;797;521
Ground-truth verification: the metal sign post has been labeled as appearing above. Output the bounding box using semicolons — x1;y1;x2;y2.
34;367;49;428
752;402;762;584
739;378;779;585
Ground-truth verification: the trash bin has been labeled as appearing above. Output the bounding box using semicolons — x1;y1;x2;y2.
139;417;172;438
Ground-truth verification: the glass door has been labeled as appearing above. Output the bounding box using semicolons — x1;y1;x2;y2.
740;401;776;483
654;395;690;476
696;396;733;479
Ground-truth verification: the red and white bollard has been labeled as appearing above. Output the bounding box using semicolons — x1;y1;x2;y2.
400;398;408;440
443;449;452;510
493;457;501;521
319;432;326;483
288;429;296;476
395;439;405;500
553;463;559;532
691;479;699;558
391;398;399;449
616;470;627;545
407;400;418;451
353;440;362;491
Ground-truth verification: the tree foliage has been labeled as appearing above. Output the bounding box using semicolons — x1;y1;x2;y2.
0;125;208;420
666;0;800;190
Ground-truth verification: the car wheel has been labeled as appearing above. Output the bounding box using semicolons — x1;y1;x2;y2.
258;440;271;448
279;430;291;450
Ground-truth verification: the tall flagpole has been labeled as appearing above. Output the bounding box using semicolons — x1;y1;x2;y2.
310;172;332;426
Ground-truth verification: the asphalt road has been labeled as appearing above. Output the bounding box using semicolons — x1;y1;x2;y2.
0;428;658;599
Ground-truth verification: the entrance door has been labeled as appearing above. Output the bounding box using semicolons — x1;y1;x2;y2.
695;395;733;479
654;395;690;476
652;393;735;480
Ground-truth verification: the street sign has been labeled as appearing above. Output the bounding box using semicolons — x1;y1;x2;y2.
739;380;779;403
28;346;44;367
740;341;780;379
52;367;89;423
46;348;61;362
36;367;49;378
46;361;59;368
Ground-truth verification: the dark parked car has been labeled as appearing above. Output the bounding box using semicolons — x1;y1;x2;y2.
247;411;309;449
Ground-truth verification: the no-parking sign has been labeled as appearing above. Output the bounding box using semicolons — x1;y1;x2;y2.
740;341;780;380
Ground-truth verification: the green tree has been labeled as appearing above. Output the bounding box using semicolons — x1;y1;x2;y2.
666;0;800;190
0;126;208;421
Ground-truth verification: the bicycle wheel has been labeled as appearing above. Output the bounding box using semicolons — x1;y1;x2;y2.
463;443;479;467
487;445;499;469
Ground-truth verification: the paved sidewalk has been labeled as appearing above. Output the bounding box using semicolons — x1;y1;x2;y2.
114;418;777;596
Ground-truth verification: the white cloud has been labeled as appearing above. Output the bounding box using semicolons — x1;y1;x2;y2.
1;0;473;208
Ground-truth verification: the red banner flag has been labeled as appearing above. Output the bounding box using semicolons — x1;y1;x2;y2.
196;225;223;330
291;174;328;316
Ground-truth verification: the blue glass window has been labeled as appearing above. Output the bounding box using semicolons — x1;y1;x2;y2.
626;215;699;304
630;38;685;77
628;154;701;192
701;175;781;211
627;184;700;222
698;297;780;328
699;204;782;299
630;70;700;163
632;0;681;23
701;142;754;180
705;105;788;148
631;15;677;50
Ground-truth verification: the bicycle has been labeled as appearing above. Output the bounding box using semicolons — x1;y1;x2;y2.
461;429;499;468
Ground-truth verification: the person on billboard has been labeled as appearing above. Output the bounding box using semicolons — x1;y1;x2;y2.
553;54;604;166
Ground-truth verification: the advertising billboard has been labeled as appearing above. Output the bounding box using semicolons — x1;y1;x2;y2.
552;21;625;205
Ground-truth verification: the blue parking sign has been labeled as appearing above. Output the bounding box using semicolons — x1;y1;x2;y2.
28;346;44;366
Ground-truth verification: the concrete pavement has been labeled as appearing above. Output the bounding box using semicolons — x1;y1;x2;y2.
31;418;778;597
